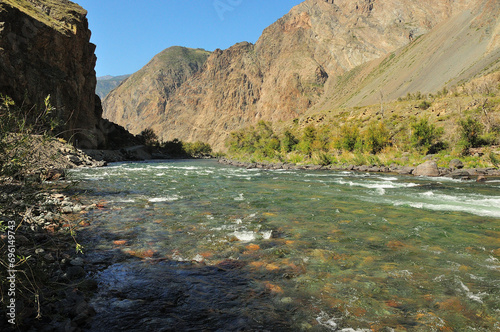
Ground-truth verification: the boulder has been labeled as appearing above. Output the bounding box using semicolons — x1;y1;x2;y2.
448;169;470;179
449;159;464;169
476;176;487;182
414;160;439;177
397;166;415;175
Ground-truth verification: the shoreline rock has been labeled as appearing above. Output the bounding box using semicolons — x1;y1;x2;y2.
0;182;99;331
217;158;500;180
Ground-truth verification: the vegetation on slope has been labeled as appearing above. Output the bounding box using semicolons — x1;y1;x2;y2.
2;0;87;35
226;72;500;170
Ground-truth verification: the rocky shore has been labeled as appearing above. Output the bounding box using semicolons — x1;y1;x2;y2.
0;140;106;330
0;183;100;331
218;157;500;181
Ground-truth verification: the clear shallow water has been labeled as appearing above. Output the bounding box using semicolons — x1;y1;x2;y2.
69;160;500;331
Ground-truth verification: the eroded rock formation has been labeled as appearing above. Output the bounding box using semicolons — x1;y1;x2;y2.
0;0;104;148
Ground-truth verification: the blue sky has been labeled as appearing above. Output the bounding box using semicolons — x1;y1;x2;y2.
78;1;304;77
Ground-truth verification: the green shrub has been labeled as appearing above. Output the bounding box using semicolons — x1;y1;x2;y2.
281;130;298;152
458;116;483;152
352;153;367;166
417;100;432;110
314;152;333;166
339;124;360;152
302;125;316;143
410;118;443;151
0;95;61;178
162;139;185;156
489;151;500;169
226;121;281;157
364;122;390;154
183;141;212;157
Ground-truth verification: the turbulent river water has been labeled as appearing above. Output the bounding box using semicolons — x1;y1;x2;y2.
68;159;500;331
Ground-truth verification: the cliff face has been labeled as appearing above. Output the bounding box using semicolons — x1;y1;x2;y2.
103;0;499;151
0;0;103;148
103;46;211;133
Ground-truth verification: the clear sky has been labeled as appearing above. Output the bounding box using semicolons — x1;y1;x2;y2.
78;0;304;77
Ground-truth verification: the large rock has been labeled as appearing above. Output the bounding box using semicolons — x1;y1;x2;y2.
0;0;102;148
449;159;464;169
414;160;440;177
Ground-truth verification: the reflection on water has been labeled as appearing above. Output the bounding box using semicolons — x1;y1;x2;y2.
69;160;500;331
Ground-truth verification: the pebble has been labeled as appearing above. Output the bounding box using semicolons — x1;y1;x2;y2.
70;257;84;266
44;253;56;262
62;206;74;214
65;266;85;280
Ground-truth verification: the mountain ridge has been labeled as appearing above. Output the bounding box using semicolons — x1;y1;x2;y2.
102;0;500;151
96;74;130;99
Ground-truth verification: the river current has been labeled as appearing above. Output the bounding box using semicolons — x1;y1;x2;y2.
68;159;500;331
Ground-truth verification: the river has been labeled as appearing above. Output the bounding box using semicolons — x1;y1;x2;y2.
68;159;500;331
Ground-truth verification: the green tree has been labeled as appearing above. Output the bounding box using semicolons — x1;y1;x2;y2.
140;127;159;146
281;130;298;152
339;124;360;152
183;141;212;157
298;125;317;156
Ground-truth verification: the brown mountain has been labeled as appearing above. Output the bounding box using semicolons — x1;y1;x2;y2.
103;0;500;151
0;0;105;148
103;46;211;133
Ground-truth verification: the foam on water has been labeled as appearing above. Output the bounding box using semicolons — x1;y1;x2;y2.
232;230;256;242
113;199;135;203
148;195;181;202
234;193;245;201
395;201;500;218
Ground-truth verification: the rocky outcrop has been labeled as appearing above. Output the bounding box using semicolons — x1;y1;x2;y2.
0;0;104;148
103;46;211;135
102;0;500;151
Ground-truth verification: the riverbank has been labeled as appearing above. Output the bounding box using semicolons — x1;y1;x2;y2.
218;157;500;181
0;180;102;331
0;138;106;330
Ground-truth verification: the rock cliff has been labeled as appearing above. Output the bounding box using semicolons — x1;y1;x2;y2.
103;46;211;134
102;0;500;151
0;0;104;148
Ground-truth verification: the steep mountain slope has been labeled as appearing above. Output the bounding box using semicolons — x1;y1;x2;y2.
0;0;104;148
102;0;500;151
315;0;500;110
102;47;211;132
96;74;130;99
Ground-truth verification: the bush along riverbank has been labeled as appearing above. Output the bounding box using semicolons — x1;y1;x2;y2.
223;89;500;180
